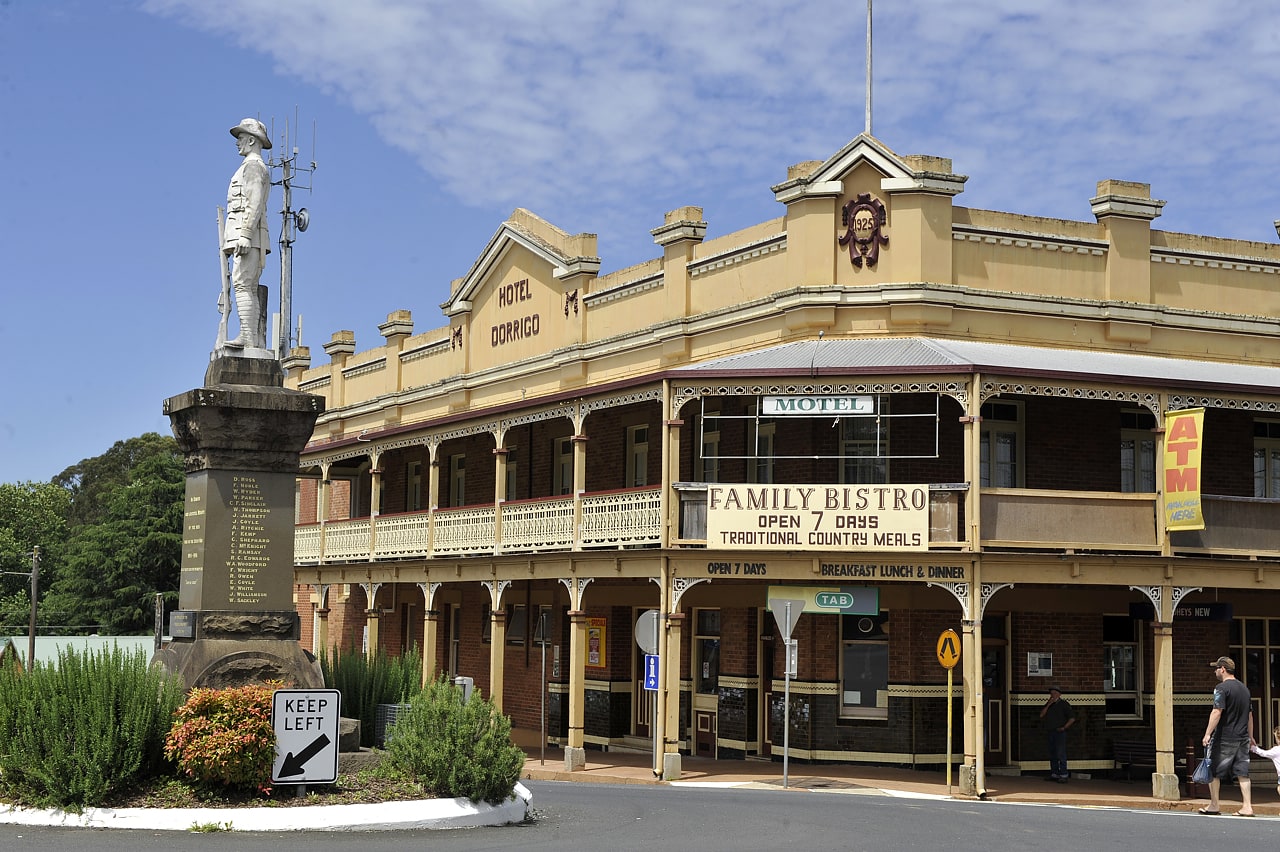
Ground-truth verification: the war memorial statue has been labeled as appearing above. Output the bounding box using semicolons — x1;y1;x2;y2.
153;117;325;690
220;118;273;352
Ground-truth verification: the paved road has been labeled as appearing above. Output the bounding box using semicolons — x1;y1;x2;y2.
2;780;1277;850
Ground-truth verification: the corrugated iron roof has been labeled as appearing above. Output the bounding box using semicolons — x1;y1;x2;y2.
672;337;1280;393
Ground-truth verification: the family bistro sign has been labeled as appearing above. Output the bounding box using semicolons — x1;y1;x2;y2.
706;484;930;551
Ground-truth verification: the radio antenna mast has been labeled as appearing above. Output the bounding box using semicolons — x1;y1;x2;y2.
269;109;316;363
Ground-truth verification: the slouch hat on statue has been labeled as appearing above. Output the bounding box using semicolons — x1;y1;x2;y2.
230;117;272;149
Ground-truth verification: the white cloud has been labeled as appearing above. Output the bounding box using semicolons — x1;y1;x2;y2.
144;0;1280;252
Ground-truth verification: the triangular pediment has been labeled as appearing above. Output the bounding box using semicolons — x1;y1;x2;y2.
773;134;966;203
441;209;599;317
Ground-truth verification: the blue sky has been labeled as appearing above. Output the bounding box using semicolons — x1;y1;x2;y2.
4;1;1280;484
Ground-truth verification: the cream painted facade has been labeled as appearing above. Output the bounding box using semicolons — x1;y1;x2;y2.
287;135;1280;799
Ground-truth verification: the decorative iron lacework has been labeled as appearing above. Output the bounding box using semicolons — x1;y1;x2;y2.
583;272;664;306
980;381;1159;413
689;234;786;278
1129;585;1203;617
342;358;386;380
308;389;665;469
672;576;709;609
1168;394;1280;413
557;576;594;608
671;380;967;419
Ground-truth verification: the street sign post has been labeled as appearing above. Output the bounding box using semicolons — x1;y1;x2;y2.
769;598;805;789
644;653;660;690
936;629;961;796
271;688;341;786
634;609;661;775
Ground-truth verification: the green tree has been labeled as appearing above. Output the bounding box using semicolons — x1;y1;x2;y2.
53;433;181;528
0;481;69;633
44;442;184;634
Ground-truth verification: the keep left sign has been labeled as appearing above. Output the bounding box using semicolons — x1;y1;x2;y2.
272;688;341;784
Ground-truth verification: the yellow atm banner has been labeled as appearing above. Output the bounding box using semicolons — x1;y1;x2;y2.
1163;408;1205;532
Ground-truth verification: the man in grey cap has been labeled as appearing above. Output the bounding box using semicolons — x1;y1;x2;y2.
222;117;272;349
1199;655;1254;816
1039;686;1075;782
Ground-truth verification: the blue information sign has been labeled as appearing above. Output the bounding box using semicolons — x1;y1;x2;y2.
643;654;660;690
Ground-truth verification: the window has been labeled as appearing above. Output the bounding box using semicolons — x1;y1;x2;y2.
448;455;466;507
553;437;574;495
406;460;423;510
505;455;518;501
1254;421;1280;498
980;400;1024;487
698;411;720;483
1120;409;1156;493
694;608;720;695
841;398;889;484
481;601;492;643
1103;615;1141;719
626;425;649;487
533;605;554;646
506;604;527;646
840;611;889;719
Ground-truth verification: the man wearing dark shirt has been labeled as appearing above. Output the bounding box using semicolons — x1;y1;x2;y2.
1039;686;1075;782
1200;655;1254;816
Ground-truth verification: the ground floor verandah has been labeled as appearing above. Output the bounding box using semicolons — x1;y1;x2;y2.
295;550;1280;799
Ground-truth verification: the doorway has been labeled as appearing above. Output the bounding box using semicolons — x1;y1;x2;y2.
982;614;1009;766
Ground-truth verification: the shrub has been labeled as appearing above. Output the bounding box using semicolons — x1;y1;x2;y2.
320;646;422;747
164;683;277;792
0;644;185;808
383;674;525;805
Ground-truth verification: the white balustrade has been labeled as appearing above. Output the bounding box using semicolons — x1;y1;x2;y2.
432;505;497;556
294;523;322;563
322;518;372;562
581;488;662;548
372;513;431;559
500;496;575;552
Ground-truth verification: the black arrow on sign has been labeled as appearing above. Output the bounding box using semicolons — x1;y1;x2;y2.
278;733;331;778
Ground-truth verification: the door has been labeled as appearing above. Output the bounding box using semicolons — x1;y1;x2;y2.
758;613;776;757
983;645;1007;766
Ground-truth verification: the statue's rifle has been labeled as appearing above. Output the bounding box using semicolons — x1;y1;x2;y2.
216;206;231;348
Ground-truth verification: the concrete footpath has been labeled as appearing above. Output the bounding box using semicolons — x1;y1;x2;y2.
520;744;1280;817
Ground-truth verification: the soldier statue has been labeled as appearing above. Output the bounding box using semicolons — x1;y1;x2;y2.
221;118;272;350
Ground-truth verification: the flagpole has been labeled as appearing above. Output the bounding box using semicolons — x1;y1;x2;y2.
865;0;873;135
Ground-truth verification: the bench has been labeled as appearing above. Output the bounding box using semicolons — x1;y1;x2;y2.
1112;738;1157;781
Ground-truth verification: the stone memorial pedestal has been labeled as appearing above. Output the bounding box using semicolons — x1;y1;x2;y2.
152;354;325;689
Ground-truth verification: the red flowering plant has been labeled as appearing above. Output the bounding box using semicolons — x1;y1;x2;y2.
164;683;280;794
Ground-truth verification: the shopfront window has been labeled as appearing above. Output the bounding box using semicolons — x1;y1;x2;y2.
1103;615;1141;719
840;611;888;719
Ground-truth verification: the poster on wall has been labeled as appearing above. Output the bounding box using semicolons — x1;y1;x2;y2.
1027;652;1053;677
587;618;606;668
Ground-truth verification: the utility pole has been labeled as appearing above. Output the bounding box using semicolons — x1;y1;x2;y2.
27;547;38;673
269;113;315;363
2;546;40;672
